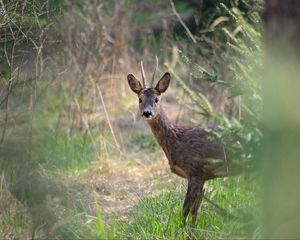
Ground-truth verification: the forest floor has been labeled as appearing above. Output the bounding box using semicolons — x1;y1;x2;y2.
65;153;178;222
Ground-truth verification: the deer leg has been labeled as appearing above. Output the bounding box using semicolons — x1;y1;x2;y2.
182;180;192;222
191;184;205;224
182;177;203;223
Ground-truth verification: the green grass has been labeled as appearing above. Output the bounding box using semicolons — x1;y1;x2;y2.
50;173;259;240
36;133;99;173
0;207;30;239
81;176;260;239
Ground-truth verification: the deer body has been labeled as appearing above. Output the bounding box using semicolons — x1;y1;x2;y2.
127;64;227;223
147;108;225;180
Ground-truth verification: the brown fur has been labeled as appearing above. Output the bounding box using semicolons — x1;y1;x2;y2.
128;71;227;223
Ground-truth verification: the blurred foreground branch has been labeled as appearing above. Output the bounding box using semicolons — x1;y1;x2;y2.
262;0;300;238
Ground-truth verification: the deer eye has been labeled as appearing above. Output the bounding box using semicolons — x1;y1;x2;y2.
139;98;142;103
155;97;159;103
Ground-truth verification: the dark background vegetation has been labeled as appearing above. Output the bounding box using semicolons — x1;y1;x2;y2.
0;0;299;239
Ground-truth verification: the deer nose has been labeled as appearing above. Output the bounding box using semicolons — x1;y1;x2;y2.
142;110;152;118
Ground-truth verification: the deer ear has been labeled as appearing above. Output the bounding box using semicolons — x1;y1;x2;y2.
127;74;143;94
155;72;170;94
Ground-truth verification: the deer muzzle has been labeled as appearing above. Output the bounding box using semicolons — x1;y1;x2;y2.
142;109;153;119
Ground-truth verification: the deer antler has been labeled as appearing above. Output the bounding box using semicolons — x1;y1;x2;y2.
140;61;147;88
150;56;158;87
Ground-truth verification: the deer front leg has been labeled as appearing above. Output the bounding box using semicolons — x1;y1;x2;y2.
182;177;204;223
182;180;192;222
191;186;205;224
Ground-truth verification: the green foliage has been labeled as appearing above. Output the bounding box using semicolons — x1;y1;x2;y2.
172;2;263;172
212;5;263;170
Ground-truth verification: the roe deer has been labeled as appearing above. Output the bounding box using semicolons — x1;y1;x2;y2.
127;59;229;223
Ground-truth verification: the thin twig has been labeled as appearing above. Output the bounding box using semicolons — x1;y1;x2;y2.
175;91;186;124
0;82;12;144
0;37;15;144
223;146;229;175
203;195;240;221
168;0;197;43
96;83;120;151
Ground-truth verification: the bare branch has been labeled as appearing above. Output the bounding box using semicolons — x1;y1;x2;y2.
168;0;197;44
0;81;12;144
96;83;120;151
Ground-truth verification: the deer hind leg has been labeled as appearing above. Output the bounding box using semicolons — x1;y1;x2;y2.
182;177;204;223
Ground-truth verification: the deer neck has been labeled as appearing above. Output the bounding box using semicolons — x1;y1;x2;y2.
146;108;175;159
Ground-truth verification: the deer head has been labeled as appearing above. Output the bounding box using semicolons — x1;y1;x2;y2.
127;59;170;120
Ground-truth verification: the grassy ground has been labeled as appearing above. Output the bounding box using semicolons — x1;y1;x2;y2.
51;162;259;239
0;124;260;239
0;81;260;239
114;177;259;239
